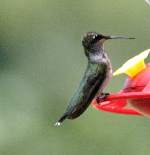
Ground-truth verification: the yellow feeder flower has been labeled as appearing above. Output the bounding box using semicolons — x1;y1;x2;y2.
113;49;150;78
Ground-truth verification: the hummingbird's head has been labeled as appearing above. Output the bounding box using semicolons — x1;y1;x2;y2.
82;32;135;56
82;32;108;50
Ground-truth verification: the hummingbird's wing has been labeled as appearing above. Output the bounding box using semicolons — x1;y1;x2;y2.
55;62;109;125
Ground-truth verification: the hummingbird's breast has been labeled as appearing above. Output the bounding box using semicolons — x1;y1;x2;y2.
67;59;112;119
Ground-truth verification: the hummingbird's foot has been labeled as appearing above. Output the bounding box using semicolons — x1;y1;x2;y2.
96;93;110;104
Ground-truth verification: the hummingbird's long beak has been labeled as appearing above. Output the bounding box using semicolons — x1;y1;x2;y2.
104;35;135;40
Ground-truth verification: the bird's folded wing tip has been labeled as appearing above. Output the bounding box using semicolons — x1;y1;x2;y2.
54;121;62;127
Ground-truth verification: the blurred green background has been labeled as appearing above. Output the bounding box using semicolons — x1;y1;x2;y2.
0;0;150;155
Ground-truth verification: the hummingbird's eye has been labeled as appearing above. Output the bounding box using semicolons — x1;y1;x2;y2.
91;35;101;44
92;35;96;39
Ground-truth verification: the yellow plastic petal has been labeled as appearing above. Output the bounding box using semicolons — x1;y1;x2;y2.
113;49;150;78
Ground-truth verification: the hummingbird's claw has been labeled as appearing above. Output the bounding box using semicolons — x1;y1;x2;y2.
96;93;110;103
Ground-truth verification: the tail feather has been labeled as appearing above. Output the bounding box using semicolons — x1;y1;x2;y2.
54;114;68;127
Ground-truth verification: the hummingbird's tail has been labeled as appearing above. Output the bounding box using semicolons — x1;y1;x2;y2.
54;114;68;127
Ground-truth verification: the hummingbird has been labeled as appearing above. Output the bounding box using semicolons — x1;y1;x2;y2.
55;32;135;126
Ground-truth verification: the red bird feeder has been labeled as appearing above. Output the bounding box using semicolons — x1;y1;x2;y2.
92;49;150;117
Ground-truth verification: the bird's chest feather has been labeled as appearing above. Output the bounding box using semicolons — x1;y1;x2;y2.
83;63;109;99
